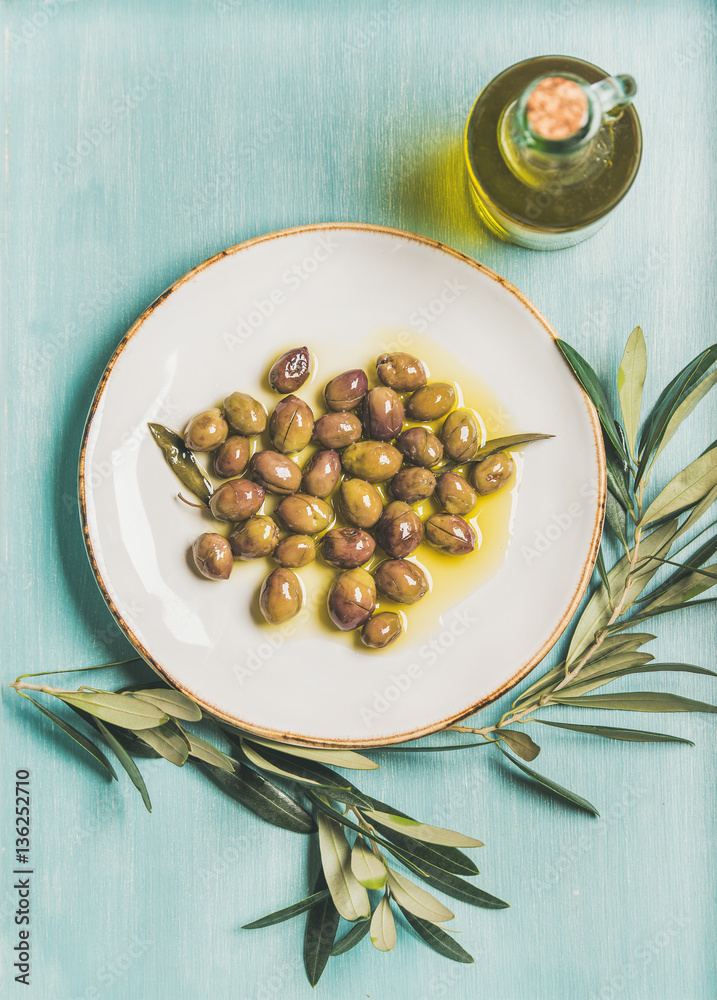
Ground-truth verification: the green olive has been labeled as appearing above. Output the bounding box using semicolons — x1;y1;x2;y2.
324;369;368;411
361;612;402;649
435;472;478;515
362;386;404;441
250;450;302;495
425;513;476;555
340;478;384;528
374;558;429;604
208;478;265;522
405;383;456;421
224;392;267;435
322;527;375;569
328;568;376;631
301;449;341;498
229;515;279;560
341;441;403;482
214;435;251;478
269;347;311;393
192;533;233;580
269;394;315;453
396;427;443;467
470;452;515;495
274;535;316;568
184;407;228;452
441;409;481;462
376;501;423;558
376;352;428;391
313;412;363;449
259;567;303;624
275;493;333;534
390;467;436;504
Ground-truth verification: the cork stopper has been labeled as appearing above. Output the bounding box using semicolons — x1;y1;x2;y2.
526;77;589;141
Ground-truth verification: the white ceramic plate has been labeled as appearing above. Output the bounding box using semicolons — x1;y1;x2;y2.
80;224;604;747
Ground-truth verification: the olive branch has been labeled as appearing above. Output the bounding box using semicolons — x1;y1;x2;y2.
9;328;717;984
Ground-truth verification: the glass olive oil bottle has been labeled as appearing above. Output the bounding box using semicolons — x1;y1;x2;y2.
464;56;642;250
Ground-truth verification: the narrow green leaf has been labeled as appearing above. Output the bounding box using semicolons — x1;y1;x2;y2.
605;490;629;548
304;871;340;988
366;800;480;877
393;851;508;909
130;724;189;766
94;719;152;812
200;760;315;833
641;450;717;527
148;422;213;504
532;719;694;744
615;596;717;628
618;326;647;458
131;689;202;722
654;370;717;463
640;537;717;603
244;735;378;771
552;692;717;713
398;905;474;963
595;547;611;596
318;813;371;921
643;561;717;612
362;810;482;849
370;893;397;952
386;868;454;923
178;728;234;770
233;741;372;807
351;838;388;890
23;695;117;779
330;918;370;956
496;744;599;816
556;339;627;460
472;432;554;463
496;729;541;761
239;739;322;786
370;742;492;752
54;690;168;730
242;890;330;929
674;484;717;538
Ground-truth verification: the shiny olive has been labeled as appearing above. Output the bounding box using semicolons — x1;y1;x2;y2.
396;427;443;468
214;435;251;478
183;408;228;452
376;352;428;392
250;450;302;495
224;392;267;435
259;567;303;624
361;612;402;649
425;513;476;555
471;452;515;495
362;387;404;442
192;533;233;581
341;441;403;482
324;369;368;411
376;501;423;558
269;394;314;454
273;534;316;568
328;568;376;631
269;346;311;393
229;515;279;560
322;527;375;569
405;383;456;421
301;449;341;498
374;558;429;605
435;472;478;515
340;478;384;528
390;467;436;504
313;411;362;449
275;493;333;535
441;409;481;462
209;478;265;522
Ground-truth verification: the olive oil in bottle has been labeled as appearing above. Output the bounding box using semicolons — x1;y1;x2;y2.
464;56;642;250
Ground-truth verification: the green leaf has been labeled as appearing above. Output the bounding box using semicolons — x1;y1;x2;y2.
552;692;717;713
317;812;370;921
654;370;717;463
616;596;717;629
556;339;627;460
643;561;717;610
23;695;117;779
330;917;371;956
496;744;599;816
178;727;234;770
304;871;340;988
674;485;717;538
371;742;492;752
472;432;554;463
242;890;331;929
239;739;323;786
148;423;213;504
130;689;202;722
94;719;152;812
200;760;315;833
243;735;378;771
370;893;397;952
398;905;474;964
605;490;629;548
641;450;717;527
531;719;694;744
351;838;387;890
130;724;189;766
362;810;483;849
366;801;480;877
641;536;717;603
496;729;541;761
54;690;168;731
386;868;454;923
595;546;611;595
394;853;509;909
618;326;647;458
233;741;372;807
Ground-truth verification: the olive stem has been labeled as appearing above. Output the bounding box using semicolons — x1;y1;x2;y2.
177;492;208;509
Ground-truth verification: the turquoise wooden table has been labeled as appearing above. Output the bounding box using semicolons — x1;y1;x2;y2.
2;1;715;997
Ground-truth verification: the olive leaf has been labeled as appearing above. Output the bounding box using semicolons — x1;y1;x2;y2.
386;868;454;923
654;370;717;463
674;484;717;538
496;744;599;817
557;661;716;698
640;535;717;603
131;724;189;766
94;719;152;812
304;871;340;988
130;688;202;722
397;905;474;964
471;432;554;463
531;720;694;744
148;423;213;505
23;695;118;779
395;855;509;909
618;325;647;458
242;889;331;929
552;692;717;713
365;800;480;877
239;738;322;786
371;742;492;752
370;894;397;952
330;917;371;956
53;690;168;731
614;596;717;629
605;491;629;549
351;838;388;890
200;760;315;833
361;809;483;849
595;547;612;595
606;434;635;513
555;339;627;460
178;728;234;770
317;812;371;921
640;450;717;526
642;561;717;611
495;728;541;761
243;735;378;771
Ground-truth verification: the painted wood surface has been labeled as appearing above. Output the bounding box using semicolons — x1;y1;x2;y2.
1;1;715;998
